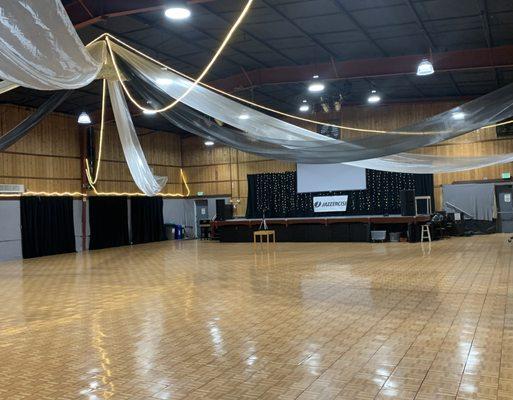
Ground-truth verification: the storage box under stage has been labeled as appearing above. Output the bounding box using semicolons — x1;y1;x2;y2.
213;215;430;243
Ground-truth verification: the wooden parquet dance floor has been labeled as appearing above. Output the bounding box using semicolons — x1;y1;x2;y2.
1;235;513;399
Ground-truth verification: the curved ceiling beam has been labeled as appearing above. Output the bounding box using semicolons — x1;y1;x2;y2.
66;0;216;30
209;45;513;92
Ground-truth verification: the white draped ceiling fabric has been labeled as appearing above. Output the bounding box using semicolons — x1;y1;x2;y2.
2;0;513;195
108;80;167;194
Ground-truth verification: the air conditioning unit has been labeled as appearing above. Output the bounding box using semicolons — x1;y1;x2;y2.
0;184;25;194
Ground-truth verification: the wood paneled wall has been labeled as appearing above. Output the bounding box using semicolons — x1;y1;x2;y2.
0;104;184;195
2;101;512;215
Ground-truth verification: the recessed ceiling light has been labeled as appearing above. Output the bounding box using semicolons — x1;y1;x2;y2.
313;74;319;79
204;140;214;146
308;82;325;93
302;99;307;103
165;6;191;20
77;111;91;124
417;59;434;76
367;89;381;104
452;111;465;120
299;104;310;112
238;114;250;120
143;110;157;115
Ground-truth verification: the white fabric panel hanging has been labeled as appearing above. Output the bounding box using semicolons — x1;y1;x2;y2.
112;41;513;164
0;80;18;94
347;152;513;174
0;0;101;90
108;80;167;195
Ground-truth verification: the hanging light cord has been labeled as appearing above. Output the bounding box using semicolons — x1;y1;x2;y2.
106;0;254;114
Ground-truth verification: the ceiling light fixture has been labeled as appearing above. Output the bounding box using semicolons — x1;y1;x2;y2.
204;140;214;146
77;111;91;124
367;90;381;104
143;109;157;115
299;104;310;112
164;2;191;20
308;82;325;93
416;58;434;76
238;114;250;120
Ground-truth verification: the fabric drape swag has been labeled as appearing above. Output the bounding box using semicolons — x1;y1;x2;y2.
20;197;76;259
0;91;73;151
246;170;434;219
89;197;129;250
131;197;165;245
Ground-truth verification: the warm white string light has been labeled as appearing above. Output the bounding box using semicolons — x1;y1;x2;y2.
102;34;513;135
85;79;107;185
106;0;254;114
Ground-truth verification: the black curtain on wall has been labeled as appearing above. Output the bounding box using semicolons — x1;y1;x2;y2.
131;197;165;244
20;197;76;259
246;170;434;218
89;197;129;250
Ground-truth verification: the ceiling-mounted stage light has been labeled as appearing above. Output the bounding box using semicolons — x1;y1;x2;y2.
238;113;250;120
367;89;381;104
334;95;342;112
313;74;319;79
416;58;434;76
320;97;330;113
204;140;214;146
165;2;191;20
77;111;91;124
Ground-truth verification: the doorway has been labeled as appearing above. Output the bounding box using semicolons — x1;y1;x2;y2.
194;200;209;238
496;185;513;233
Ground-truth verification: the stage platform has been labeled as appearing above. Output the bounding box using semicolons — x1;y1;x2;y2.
213;214;430;243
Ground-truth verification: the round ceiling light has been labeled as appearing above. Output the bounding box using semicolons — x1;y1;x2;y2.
367;90;381;104
204;140;214;146
308;82;325;93
416;59;434;76
238;114;250;120
299;104;310;112
77;111;91;124
165;6;191;20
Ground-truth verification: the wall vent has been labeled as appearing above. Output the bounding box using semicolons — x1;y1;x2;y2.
0;184;25;194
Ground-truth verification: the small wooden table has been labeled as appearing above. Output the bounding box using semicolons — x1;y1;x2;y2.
253;230;276;246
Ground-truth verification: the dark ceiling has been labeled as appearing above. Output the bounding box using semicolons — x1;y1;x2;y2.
2;0;513;133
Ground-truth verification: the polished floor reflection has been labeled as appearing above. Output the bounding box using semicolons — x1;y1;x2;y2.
0;236;512;399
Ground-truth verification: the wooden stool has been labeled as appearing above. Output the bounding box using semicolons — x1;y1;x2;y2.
421;224;431;243
253;230;276;246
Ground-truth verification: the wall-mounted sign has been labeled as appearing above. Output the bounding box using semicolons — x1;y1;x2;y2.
313;195;348;213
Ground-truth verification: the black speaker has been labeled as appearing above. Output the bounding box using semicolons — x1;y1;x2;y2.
216;199;225;220
224;204;234;220
400;190;415;216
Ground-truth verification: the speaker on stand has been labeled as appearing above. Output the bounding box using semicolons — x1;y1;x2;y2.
216;199;226;221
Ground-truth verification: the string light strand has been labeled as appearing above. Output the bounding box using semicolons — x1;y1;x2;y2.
102;34;513;135
105;0;254;114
